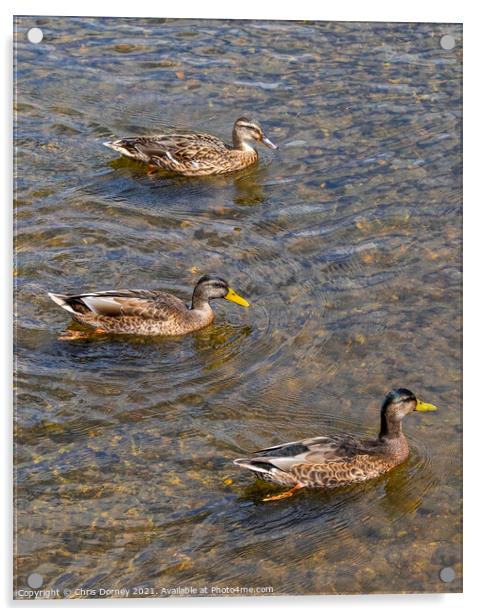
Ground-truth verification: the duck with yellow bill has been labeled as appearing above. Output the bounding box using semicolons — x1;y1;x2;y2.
49;274;249;338
234;389;437;501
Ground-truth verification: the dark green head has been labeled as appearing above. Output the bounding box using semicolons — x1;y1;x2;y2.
379;388;438;438
382;388;437;416
382;387;437;422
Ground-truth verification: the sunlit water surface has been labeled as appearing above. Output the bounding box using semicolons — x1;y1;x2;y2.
14;17;462;596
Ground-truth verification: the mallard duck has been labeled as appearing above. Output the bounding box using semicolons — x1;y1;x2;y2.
48;274;249;337
234;389;437;501
103;117;278;176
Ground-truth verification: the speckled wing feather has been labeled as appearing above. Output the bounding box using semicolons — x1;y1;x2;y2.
105;132;257;175
253;435;379;461
65;289;185;317
55;289;195;335
235;435;392;488
112;133;232;173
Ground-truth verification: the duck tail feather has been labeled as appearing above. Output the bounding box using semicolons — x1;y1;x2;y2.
233;458;277;474
48;292;80;315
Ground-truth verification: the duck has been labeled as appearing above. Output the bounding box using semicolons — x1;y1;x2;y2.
48;274;249;338
103;117;278;176
234;389;437;501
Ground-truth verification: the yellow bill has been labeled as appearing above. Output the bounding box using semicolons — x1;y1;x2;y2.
224;287;250;307
415;399;438;412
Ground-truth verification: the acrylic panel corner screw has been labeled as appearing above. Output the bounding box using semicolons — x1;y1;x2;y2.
27;28;43;44
440;34;455;50
439;567;455;583
26;573;43;589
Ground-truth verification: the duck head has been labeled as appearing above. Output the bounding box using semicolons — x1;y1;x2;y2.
232;117;278;151
379;388;437;439
192;275;250;309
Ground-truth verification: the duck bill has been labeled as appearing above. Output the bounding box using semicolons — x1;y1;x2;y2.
415;399;438;412
262;135;278;150
224;287;250;307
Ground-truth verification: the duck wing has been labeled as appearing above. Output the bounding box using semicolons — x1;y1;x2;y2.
104;132;229;172
234;435;382;487
256;435;377;462
48;289;187;321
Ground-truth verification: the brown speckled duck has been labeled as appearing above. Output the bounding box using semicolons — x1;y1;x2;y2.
103;117;278;176
234;389;437;501
49;275;249;338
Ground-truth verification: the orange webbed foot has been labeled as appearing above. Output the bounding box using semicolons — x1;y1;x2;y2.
58;330;91;341
262;483;304;502
58;327;105;340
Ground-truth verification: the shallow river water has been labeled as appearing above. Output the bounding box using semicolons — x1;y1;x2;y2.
14;16;462;596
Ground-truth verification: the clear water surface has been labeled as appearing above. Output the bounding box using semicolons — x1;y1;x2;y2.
14;16;462;597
